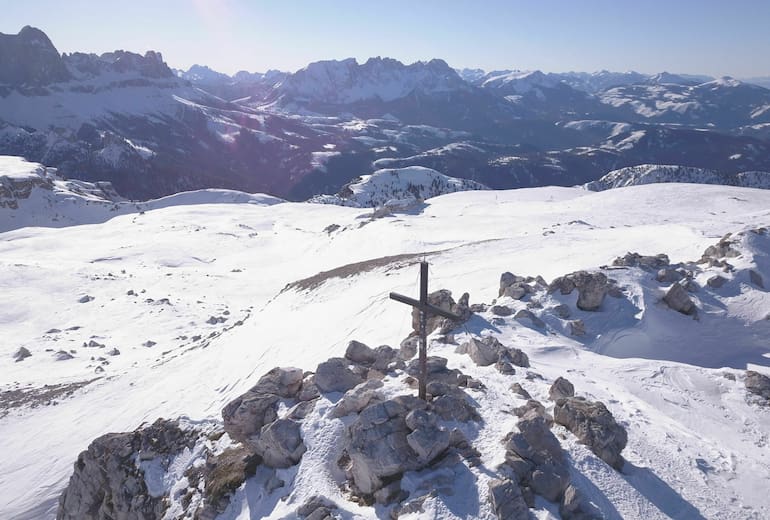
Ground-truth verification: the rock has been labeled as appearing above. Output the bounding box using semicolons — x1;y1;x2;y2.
13;346;31;362
554;397;627;470
345;395;428;494
656;268;683;283
549;271;609;311
663;282;697;316
470;303;487;313
199;446;260;514
700;234;740;262
707;275;727;288
613;252;670;270
405;409;438;431
513;309;545;328
411;289;469;335
745;370;770;399
345;340;377;365
315;358;364;393
55;350;74;360
373;480;404;505
298;374;320;401
457;337;500;367
510;383;531;399
222;391;280;445
431;393;479;422
331;380;385;418
78;295;94;303
254;418;306;468
105;348;120;356
569;320;586;336
406;425;450;463
750;270;765;289
502;346;530;368
549;377;575;400
252;367;304;398
142;340;156;348
297;495;337;519
57;419;199;520
491;304;513;316
488;479;529;520
503;285;529;300
400;334;419;360
551;304;571;319
495;359;516;375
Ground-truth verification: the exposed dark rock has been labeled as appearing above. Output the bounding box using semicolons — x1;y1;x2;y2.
457;336;500;366
297;495;338;519
198;446;260;516
315;358;365;393
491;304;513;316
663;282;697;315
569;320;586;336
254;418;306;468
745;370;770;400
551;304;571;319
613;252;670;270
411;289;471;335
549;377;575;400
549;271;610;311
488;479;529;519
700;234;740;262
345;340;377;365
554;397;627;470
656;268;683;283
13;346;31;362
510;383;531;399
57;419;200;520
0;26;71;87
514;309;545;328
399;334;419;360
707;275;727;288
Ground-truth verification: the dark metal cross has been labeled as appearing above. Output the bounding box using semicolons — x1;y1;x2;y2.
390;261;461;400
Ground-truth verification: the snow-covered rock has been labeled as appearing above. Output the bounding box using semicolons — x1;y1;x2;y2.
585;164;770;191
309;166;487;208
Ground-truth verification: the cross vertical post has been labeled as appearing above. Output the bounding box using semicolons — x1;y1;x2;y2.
389;261;461;401
419;261;428;400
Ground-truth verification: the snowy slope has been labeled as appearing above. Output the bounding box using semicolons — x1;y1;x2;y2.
0;156;283;232
309;166;488;208
1;183;770;519
585;164;770;191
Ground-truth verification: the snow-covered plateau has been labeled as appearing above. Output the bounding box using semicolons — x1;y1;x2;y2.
1;157;770;519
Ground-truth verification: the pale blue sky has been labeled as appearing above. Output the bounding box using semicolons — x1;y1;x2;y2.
1;0;768;77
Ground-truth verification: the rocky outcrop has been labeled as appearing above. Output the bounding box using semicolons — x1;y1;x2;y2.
745;370;770;400
613;252;670;270
254;418;306;468
499;272;546;300
554;397;628;470
57;419;201;520
411;289;472;335
314;357;365;393
488;479;529;519
0;26;71;87
456;336;529;368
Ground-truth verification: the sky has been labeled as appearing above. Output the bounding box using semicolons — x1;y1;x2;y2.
1;0;769;78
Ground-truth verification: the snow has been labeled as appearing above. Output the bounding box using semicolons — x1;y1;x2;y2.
584;164;770;191
2;182;770;518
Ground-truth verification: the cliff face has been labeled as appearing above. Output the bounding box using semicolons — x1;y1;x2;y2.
0;26;71;87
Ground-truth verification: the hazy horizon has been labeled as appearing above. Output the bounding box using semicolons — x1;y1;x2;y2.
2;0;769;78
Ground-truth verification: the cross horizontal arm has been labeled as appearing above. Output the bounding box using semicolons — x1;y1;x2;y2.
389;292;462;320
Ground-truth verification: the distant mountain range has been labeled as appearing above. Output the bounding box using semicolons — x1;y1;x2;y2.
2;25;770;201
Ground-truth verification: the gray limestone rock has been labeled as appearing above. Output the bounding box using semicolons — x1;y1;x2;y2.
554;397;627;470
331;380;385;418
491;304;513;316
488;479;529;520
707;275;727;288
514;309;545;328
315;358;365;393
745;370;770;400
13;346;31;362
549;377;575;400
663;282;697;316
254;418;306;468
457;337;500;367
510;383;531;399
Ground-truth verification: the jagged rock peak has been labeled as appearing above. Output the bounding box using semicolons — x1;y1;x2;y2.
0;25;71;86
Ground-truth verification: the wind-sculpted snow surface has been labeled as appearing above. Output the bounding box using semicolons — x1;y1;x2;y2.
2;183;770;519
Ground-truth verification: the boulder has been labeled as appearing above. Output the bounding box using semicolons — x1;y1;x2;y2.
514;309;545;328
222;392;280;445
551;304;571;319
411;289;470;335
549;377;575;400
457;337;500;367
707;275;727;288
663;282;697;316
251;367;304;398
331;380;385;418
431;393;480;422
13;346;31;362
549;271;609;311
510;383;531;399
656;268;683;283
254;418;306;468
345;340;377;365
501;346;530;368
745;370;770;399
400;334;420;360
297;496;338;519
569;320;586;337
554;397;627;470
613;252;670;270
488;479;529;520
315;358;364;393
345;396;428;495
491;305;513;316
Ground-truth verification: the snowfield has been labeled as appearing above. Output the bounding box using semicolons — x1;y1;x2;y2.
1;178;770;519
